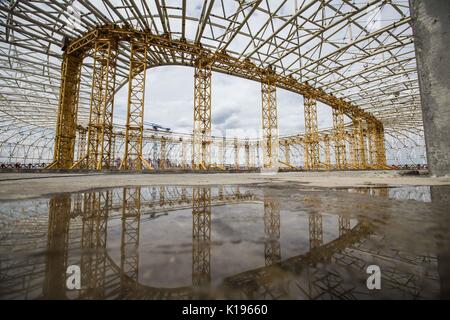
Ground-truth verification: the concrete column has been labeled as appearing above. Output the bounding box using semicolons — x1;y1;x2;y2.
409;0;450;176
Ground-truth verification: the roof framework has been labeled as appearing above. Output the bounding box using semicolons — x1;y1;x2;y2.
0;0;423;160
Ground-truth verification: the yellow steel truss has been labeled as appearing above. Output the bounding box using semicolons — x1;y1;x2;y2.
76;125;87;162
81;38;118;169
49;25;388;172
47;53;83;169
352;117;367;169
332;106;347;170
304;96;320;170
192;58;212;170
121;40;152;170
375;124;387;168
261;76;279;169
323;134;331;168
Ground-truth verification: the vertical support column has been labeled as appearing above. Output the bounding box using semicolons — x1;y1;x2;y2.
375;124;387;168
222;137;226;168
234;137;239;169
85;37;118;170
348;132;356;169
352;117;367;169
111;132;117;167
181;138;187;169
324;135;331;169
368;121;377;167
49;52;83;169
250;142;256;168
122;40;152;170
410;0;450;176
332;106;347;170
284;140;290;165
192;58;212;170
256;140;261;168
120;187;141;295
217;138;223;168
160;137;167;169
192;187;211;288
261;77;279;169
76;126;87;162
245;138;250;169
304;95;320;170
264;194;281;266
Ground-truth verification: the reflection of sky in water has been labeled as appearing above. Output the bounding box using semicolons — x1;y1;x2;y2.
0;185;448;300
105;202;354;288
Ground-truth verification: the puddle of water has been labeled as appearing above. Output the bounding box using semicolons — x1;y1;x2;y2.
0;185;449;300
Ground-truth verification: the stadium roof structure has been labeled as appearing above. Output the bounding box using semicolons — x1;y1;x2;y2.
0;0;425;165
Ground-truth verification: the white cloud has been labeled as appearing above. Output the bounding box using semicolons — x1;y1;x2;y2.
114;65;332;138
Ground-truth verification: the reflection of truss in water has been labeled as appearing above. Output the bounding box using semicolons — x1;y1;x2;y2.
0;187;440;299
264;194;281;266
192;187;211;288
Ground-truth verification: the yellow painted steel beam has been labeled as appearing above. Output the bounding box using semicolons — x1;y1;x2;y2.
84;37;118;170
332;106;347;170
261;75;279;169
122;40;152;170
47;53;83;169
192;58;212;170
304;95;320;170
352;117;367;169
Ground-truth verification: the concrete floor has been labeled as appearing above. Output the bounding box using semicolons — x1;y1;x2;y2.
1;170;449;200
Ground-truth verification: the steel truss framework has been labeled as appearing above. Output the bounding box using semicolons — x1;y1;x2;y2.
192;58;212;170
0;1;424;170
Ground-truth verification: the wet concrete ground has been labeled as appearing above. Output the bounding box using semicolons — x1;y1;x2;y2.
1;170;449;200
0;182;449;299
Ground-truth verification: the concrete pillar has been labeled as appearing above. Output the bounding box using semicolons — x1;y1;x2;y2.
409;0;450;176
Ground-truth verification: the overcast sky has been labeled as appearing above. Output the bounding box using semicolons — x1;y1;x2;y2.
113;66;335;139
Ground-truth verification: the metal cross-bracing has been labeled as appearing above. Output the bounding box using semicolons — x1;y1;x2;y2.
192;58;212;170
192;187;211;289
261;76;279;169
120;187;141;296
333;106;347;169
352;117;367;169
86;38;118;170
47;53;83;169
2;186;443;300
263;195;281;266
0;1;426;170
121;40;152;170
304;95;320;170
